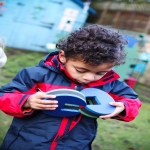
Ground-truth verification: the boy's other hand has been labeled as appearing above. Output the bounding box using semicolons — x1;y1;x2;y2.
99;102;125;120
23;92;58;110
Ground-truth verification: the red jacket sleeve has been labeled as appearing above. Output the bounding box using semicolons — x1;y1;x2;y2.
108;80;142;122
117;97;141;122
0;68;35;117
0;92;33;117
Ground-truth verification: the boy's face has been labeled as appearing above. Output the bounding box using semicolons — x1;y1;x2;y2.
59;50;113;84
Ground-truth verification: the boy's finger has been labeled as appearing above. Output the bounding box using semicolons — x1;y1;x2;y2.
40;99;58;104
35;104;58;110
36;92;56;99
109;102;119;106
109;102;124;107
42;94;56;99
99;114;112;119
99;110;119;118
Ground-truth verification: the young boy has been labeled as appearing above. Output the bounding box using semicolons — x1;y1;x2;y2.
0;24;141;150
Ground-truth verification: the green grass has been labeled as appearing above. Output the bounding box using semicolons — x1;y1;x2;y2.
0;48;150;150
0;48;46;86
92;103;150;150
0;112;12;144
134;83;150;103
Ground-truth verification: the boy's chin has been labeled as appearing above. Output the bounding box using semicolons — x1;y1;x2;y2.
76;80;89;84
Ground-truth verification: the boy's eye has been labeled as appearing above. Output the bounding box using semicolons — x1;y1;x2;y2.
76;69;86;73
96;72;106;76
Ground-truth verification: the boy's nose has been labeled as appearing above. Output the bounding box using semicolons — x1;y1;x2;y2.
83;74;95;81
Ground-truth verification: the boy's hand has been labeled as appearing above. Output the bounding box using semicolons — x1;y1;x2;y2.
23;92;58;110
99;102;125;120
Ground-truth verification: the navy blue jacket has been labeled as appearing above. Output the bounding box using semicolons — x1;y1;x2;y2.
0;51;141;150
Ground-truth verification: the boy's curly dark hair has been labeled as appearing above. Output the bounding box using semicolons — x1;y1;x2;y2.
56;24;128;66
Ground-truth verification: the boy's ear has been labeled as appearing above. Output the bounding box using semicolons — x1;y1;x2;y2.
59;50;66;64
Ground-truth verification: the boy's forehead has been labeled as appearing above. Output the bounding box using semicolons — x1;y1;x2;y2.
71;57;114;67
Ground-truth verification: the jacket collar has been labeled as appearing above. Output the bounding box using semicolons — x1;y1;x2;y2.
86;70;120;86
